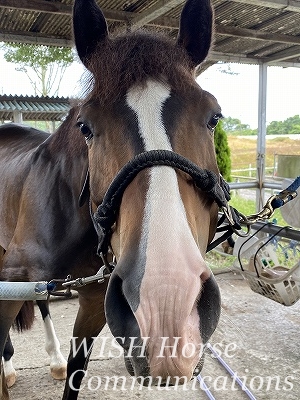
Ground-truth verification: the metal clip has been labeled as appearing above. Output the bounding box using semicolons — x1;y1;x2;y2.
47;276;73;298
245;194;277;224
221;205;250;237
61;265;111;289
275;189;297;205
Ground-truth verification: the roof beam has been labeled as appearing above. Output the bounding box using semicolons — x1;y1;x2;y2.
0;0;71;14
130;0;183;29
209;50;300;67
2;22;300;47
0;0;133;22
228;0;300;12
2;0;300;15
0;32;72;46
216;25;300;45
263;46;300;62
1;2;300;51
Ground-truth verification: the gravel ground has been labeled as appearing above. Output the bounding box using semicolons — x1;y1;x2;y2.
7;273;300;400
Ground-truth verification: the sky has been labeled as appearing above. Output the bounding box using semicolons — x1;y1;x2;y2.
199;63;300;129
0;46;300;129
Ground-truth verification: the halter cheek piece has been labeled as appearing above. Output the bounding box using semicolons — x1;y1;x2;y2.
88;149;242;256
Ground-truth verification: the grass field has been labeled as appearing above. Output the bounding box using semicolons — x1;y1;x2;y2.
227;136;300;226
228;135;300;172
207;136;300;269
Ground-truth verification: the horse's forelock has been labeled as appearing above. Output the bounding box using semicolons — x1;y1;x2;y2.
84;31;194;105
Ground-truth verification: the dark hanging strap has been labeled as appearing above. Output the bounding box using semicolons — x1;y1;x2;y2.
205;206;243;253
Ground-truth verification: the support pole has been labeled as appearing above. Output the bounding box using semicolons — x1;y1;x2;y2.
13;110;23;124
256;63;267;211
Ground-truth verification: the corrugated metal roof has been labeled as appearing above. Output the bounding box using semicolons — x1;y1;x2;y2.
0;0;300;67
0;95;70;121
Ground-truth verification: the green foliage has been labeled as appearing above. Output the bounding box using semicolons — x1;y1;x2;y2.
3;43;74;68
222;116;249;131
1;43;74;96
24;120;61;132
267;115;300;135
223;114;300;136
214;120;232;182
222;116;257;136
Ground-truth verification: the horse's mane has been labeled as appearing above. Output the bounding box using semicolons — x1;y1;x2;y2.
84;30;194;105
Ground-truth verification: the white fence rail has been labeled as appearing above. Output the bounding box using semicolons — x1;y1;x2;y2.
231;164;274;180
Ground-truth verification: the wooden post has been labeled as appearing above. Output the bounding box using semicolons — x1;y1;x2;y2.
13;110;23;124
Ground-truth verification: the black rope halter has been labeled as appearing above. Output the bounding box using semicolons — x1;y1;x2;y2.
90;149;241;255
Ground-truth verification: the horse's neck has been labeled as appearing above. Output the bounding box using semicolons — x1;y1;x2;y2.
40;109;88;196
48;107;85;154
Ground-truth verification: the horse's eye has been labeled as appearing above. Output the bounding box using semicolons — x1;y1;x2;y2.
207;113;223;133
77;122;93;141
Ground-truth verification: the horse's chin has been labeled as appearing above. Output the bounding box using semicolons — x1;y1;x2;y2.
123;349;205;386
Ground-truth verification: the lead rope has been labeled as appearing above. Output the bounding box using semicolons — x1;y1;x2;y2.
207;176;300;253
50;170;300;296
197;343;257;400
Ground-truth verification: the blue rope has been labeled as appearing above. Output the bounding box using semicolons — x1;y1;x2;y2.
271;176;300;209
197;375;216;400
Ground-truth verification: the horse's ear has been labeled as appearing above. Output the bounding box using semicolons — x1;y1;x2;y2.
177;0;213;67
73;0;108;66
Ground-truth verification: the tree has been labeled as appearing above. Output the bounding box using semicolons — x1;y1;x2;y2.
267;115;300;135
267;120;285;135
2;43;74;97
222;116;248;132
214;120;231;182
222;116;256;135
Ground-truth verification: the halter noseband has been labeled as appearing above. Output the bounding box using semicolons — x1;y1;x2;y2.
90;149;241;255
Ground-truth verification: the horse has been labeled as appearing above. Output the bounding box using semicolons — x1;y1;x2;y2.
2;300;67;388
0;0;225;397
0;246;67;388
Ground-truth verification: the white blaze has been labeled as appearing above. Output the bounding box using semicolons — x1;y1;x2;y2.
126;80;188;240
126;80;204;380
126;84;202;298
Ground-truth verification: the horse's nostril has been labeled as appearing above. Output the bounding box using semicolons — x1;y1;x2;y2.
158;380;174;387
124;350;135;376
198;275;221;343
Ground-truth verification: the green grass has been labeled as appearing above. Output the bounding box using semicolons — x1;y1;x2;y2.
207;136;300;270
206;251;236;270
206;194;294;270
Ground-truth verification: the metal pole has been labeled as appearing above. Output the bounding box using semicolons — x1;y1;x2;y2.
256;63;268;211
0;281;49;300
249;222;300;242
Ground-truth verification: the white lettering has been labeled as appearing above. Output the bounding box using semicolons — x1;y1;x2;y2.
158;337;181;358
68;369;87;391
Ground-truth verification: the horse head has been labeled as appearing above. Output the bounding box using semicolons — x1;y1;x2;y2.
73;0;222;385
